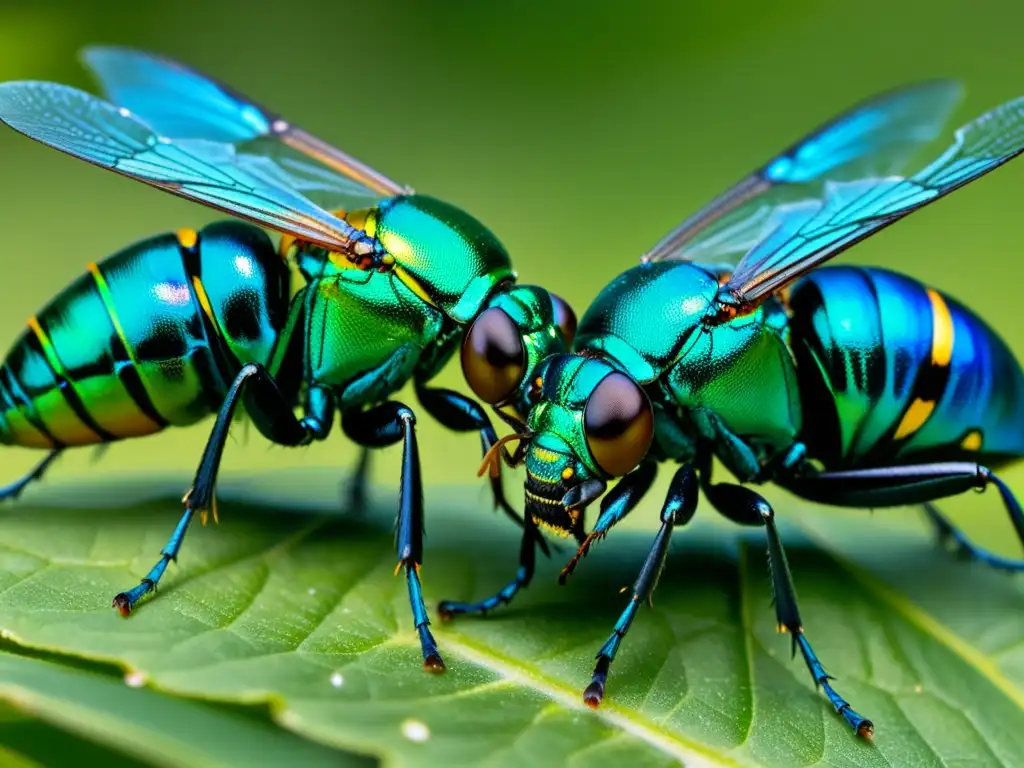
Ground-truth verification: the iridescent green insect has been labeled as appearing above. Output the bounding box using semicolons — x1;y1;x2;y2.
0;47;575;672
439;81;1024;737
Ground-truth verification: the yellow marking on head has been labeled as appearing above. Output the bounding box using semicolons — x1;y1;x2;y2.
393;266;438;308
961;430;983;451
561;467;575;481
531;448;561;463
176;228;199;250
894;397;936;441
926;288;954;368
381;254;395;267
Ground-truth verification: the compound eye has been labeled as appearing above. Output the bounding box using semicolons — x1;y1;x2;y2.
461;307;525;404
583;372;653;476
550;293;577;345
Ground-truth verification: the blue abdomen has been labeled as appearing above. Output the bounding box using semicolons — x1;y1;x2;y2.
788;266;1024;469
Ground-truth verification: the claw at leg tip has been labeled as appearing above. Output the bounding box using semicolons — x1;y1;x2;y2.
112;594;132;617
582;683;603;709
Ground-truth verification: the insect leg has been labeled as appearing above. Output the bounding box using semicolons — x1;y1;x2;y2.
342;402;444;672
921;502;1024;571
0;449;62;502
584;464;697;708
702;478;874;739
437;513;539;619
784;463;1024;571
112;364;332;616
559;461;658;584
342;447;371;514
416;383;541;541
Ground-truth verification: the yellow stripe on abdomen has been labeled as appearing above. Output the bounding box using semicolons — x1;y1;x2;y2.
25;317;103;445
926;288;954;367
893;288;955;442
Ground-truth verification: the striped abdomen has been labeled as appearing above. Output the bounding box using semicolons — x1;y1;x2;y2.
789;266;1024;470
0;222;290;448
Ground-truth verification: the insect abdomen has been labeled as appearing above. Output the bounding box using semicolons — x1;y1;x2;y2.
0;222;289;448
789;266;1024;469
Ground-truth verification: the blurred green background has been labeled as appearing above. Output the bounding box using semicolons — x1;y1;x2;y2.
1;0;1023;547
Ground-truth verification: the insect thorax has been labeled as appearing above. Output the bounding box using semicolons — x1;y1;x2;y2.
573;261;802;467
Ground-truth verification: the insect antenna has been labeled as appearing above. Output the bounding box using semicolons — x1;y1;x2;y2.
477;431;533;478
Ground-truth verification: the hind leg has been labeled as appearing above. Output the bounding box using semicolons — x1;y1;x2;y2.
113;364;332;615
783;461;1024;571
0;449;62;502
922;502;1024;572
341;447;371;515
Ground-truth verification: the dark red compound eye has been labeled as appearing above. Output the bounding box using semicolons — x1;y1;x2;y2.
583;372;653;476
461;307;525;404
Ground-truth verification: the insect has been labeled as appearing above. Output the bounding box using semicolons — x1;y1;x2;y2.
0;47;575;672
438;80;1024;737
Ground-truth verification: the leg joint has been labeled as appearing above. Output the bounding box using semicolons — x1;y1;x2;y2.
977;464;992;486
299;416;329;441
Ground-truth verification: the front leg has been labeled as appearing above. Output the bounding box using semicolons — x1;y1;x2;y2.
438;513;539;619
343;402;444;672
416;383;552;557
559;461;658;584
584;464;698;707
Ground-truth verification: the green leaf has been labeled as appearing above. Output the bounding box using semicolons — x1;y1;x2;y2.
0;651;363;768
0;473;1022;767
0;697;151;768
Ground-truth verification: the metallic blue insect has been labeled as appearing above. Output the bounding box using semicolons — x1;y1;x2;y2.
0;48;576;673
439;80;1024;738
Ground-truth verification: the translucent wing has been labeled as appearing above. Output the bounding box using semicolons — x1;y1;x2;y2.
0;81;368;252
80;45;407;208
720;96;1024;306
644;80;964;263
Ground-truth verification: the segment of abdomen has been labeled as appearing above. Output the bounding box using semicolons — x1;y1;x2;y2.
788;266;1024;469
0;222;290;449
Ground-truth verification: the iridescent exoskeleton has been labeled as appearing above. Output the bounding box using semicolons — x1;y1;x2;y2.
0;48;576;672
439;81;1024;737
